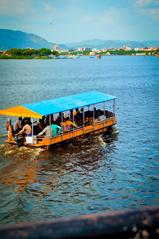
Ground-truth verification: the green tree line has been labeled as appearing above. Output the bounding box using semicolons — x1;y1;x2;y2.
5;48;59;57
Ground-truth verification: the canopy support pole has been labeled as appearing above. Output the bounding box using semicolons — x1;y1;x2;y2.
61;113;63;134
83;108;85;126
93;105;95;129
61;113;63;142
103;102;105;127
103;102;105;116
82;108;85;133
31;118;33;138
88;105;89;126
72;110;74;132
113;99;115;115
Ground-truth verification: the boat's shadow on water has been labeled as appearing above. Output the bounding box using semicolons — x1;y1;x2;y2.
0;128;119;193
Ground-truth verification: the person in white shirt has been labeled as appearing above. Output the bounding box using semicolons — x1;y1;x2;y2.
38;124;52;138
98;114;106;121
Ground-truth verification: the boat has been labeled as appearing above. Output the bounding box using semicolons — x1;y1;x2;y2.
96;54;101;59
55;55;68;59
0;91;117;148
67;55;79;59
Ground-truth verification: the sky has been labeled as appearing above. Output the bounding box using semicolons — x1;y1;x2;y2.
0;0;159;43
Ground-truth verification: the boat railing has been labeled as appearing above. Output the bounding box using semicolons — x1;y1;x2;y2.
1;206;158;239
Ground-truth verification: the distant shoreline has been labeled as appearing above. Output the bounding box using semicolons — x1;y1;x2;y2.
0;56;52;60
1;47;158;59
0;55;157;60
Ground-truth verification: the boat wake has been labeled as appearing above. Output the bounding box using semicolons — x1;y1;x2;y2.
98;135;107;147
0;144;44;161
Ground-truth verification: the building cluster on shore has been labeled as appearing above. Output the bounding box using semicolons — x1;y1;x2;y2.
53;44;159;57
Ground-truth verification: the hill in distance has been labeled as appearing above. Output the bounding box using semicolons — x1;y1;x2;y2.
0;29;53;50
0;29;159;50
63;38;159;49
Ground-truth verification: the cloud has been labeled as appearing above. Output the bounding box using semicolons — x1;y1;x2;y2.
42;2;55;15
0;0;57;20
136;0;159;6
136;0;153;6
140;7;159;19
99;8;120;25
0;0;33;15
81;7;121;27
0;0;59;29
135;0;159;20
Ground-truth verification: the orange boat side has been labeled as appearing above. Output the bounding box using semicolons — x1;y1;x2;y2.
30;116;116;147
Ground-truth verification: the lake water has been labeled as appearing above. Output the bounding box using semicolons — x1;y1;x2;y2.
0;56;159;224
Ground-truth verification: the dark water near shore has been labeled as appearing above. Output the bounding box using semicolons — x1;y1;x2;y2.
0;56;159;224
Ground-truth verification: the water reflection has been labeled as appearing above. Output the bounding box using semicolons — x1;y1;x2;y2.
0;145;44;192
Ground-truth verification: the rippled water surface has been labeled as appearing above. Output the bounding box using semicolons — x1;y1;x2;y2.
0;56;159;224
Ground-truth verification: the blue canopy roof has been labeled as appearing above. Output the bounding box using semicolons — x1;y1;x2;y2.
24;91;116;116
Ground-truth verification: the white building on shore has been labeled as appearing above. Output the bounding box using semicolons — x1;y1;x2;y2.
122;45;132;50
53;44;61;52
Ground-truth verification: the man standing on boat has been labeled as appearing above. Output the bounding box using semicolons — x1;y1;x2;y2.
13;117;22;134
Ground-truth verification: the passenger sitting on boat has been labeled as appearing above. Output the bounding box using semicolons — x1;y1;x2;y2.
33;119;43;135
61;118;77;131
93;107;97;117
37;122;52;138
6;119;14;141
60;121;68;131
74;108;79;116
55;115;61;126
67;119;77;128
6;118;10;131
70;109;73;120
85;110;92;118
75;110;83;126
38;119;44;129
51;124;61;136
40;117;47;129
84;117;91;126
21;117;26;127
98;112;106;121
21;117;31;127
13;117;22;134
18;119;32;136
